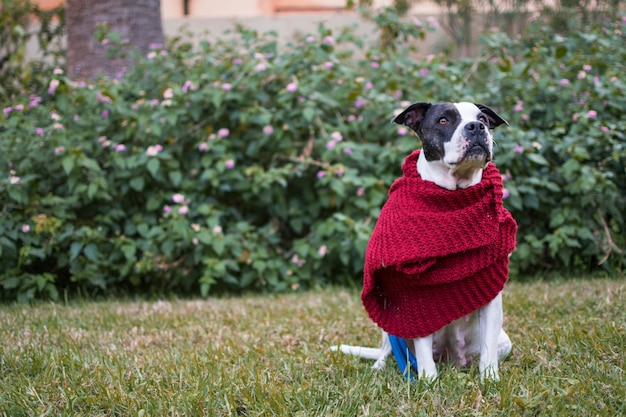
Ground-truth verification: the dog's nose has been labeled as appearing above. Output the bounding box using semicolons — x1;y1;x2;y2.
464;121;486;138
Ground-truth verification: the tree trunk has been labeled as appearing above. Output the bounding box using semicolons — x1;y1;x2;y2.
66;0;163;81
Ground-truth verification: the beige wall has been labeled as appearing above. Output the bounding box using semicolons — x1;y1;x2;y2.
160;0;398;18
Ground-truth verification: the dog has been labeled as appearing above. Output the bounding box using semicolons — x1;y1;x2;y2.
332;102;515;382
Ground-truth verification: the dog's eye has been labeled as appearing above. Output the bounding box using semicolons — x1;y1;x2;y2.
438;117;448;125
478;115;488;124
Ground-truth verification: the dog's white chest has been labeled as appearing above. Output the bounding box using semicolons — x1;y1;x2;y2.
432;312;481;367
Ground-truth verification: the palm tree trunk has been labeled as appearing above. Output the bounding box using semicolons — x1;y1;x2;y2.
66;0;163;81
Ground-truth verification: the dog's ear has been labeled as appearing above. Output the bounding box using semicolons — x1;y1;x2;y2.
393;102;432;132
475;103;509;129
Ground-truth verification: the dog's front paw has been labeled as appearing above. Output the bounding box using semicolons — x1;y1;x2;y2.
480;366;500;383
418;367;438;382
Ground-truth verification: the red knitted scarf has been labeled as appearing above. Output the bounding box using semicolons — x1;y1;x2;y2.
362;150;517;339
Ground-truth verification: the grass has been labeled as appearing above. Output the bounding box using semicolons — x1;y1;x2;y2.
0;278;624;416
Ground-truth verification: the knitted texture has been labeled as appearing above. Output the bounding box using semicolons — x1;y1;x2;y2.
361;150;518;339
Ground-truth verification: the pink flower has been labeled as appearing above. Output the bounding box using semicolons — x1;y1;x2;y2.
48;79;60;95
163;88;174;99
364;82;373;90
178;206;189;215
286;82;298;92
330;132;343;141
182;80;195;92
397;127;408;136
232;58;243;65
10;176;20;184
356;187;365;196
514;101;524;112
212;225;223;234
573;114;579;122
263;125;274;135
222;83;232;91
36;127;44;136
14;104;24;111
502;188;510;199
54;146;65;155
254;63;266;72
323;36;335;45
326;141;336;150
163;205;172;213
354;98;366;109
587;110;597;119
217;128;230;138
305;35;315;42
559;79;570;87
198;142;209;152
291;254;304;267
514;145;524;153
3;107;12;115
317;170;326;179
583;64;592;71
601;126;609;133
146;145;162;156
426;16;440;29
419;69;430;77
172;193;185;204
22;224;30;233
577;71;587;79
370;61;379;68
101;109;109;118
225;159;235;169
343;147;353;155
115;144;127;152
318;245;328;257
96;93;112;103
323;61;334;69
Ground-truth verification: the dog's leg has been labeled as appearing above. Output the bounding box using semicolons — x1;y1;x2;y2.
478;291;503;382
413;335;437;380
372;331;392;370
497;329;513;361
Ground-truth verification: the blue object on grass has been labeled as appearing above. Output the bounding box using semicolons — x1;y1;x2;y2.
388;334;419;380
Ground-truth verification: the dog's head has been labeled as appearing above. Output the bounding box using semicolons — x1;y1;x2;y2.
393;102;508;170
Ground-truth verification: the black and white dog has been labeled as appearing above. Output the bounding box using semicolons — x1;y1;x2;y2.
332;102;513;382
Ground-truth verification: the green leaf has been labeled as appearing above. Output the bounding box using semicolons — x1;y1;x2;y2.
303;107;316;122
83;244;98;261
130;177;145;192
62;155;75;175
169;171;183;186
526;153;549;166
212;239;225;256
147;159;160;178
70;242;83;261
87;183;98;200
121;244;136;261
80;157;102;172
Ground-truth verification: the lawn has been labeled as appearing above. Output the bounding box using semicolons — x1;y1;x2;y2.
1;278;624;416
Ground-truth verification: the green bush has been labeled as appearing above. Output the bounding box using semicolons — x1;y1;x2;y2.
476;18;626;273
1;10;624;301
0;0;65;101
